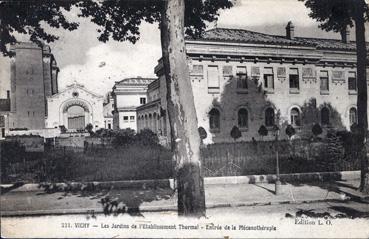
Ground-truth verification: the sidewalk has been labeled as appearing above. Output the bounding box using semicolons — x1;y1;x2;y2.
1;179;368;216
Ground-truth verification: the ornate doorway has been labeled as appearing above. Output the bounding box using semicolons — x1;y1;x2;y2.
67;105;85;130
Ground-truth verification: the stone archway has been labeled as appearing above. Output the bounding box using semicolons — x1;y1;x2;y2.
61;100;91;130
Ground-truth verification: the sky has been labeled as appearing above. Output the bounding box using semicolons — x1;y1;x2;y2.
1;0;367;98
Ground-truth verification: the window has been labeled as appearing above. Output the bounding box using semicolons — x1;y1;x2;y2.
320;71;329;92
289;68;300;91
290;107;301;127
108;123;111;129
349;107;357;126
321;107;330;125
140;97;146;104
207;66;220;93
209;108;220;131
348;72;357;91
123;116;129;122
265;107;275;127
263;68;274;90
130;116;135;122
222;65;233;77
238;108;248;129
0;116;4;127
191;65;204;77
236;66;247;89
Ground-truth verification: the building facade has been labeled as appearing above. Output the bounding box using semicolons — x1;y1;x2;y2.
112;77;155;131
8;42;59;130
103;92;114;129
137;23;369;144
45;82;104;131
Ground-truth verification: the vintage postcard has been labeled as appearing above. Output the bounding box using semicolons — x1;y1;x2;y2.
1;0;369;238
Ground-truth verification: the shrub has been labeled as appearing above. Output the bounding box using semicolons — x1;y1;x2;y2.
111;128;136;146
135;129;159;146
230;126;242;140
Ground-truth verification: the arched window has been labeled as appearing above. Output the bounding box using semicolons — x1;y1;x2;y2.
349;107;357;126
238;108;248;128
265;107;275;127
209;108;220;131
321;107;330;125
290;107;301;127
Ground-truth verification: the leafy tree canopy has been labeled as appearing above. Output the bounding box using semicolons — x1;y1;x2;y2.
0;0;233;56
299;0;369;32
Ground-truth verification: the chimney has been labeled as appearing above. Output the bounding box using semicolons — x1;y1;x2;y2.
286;21;295;40
340;26;350;43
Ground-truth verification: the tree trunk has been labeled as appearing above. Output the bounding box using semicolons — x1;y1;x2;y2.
354;0;369;194
160;0;206;216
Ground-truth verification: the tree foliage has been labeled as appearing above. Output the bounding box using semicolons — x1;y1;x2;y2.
230;126;242;140
0;0;233;56
300;0;369;32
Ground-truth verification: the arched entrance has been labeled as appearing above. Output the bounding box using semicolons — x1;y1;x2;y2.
67;105;85;130
61;100;91;130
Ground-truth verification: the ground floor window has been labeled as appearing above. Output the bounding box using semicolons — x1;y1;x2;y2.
238;108;248;129
349;107;357;126
290;107;301;127
209;108;220;131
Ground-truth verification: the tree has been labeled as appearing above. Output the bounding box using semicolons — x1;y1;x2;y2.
230;126;242;141
258;125;268;140
285;124;296;139
300;0;369;193
85;123;93;135
312;123;323;137
0;0;233;216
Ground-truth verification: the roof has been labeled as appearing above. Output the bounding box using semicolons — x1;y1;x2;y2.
0;99;10;112
188;28;368;51
114;77;156;87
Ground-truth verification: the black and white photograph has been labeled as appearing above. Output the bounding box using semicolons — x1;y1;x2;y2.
1;0;369;238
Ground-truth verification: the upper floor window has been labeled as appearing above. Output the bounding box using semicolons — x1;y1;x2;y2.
236;66;247;89
222;65;233;78
348;72;357;91
265;107;275;127
191;65;204;78
289;68;300;91
209;108;220;131
320;71;329;92
123;116;129;122
207;66;220;93
140;97;146;104
321;107;330;125
290;107;301;127
130;116;135;122
349;107;357;126
238;108;248;129
263;68;274;90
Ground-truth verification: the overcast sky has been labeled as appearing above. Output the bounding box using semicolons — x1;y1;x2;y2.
1;0;367;97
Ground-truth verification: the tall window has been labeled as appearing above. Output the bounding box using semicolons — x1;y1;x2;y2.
290;107;301;127
207;66;220;93
238;108;248;128
289;68;299;91
263;68;274;90
320;71;329;92
140;97;146;104
209;108;220;131
265;107;275;127
236;66;247;89
349;107;357;126
321;107;330;125
348;72;357;91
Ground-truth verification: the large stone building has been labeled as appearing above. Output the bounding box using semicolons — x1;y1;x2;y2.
45;82;104;131
112;77;155;131
103;92;114;129
8;42;59;130
137;23;369;144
